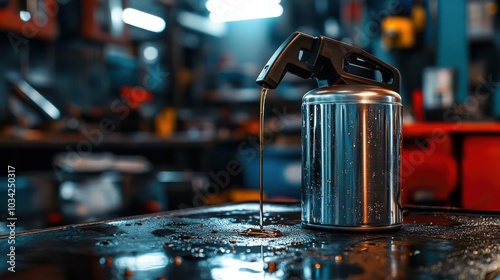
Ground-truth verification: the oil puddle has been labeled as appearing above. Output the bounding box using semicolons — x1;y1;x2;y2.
238;227;284;238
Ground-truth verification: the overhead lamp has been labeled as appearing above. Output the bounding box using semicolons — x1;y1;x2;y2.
177;11;226;37
8;74;61;121
206;0;283;22
122;8;166;33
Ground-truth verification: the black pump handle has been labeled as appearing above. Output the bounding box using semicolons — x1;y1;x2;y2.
256;32;401;93
256;32;317;89
317;35;400;92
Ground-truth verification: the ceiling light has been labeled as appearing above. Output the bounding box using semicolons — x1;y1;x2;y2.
206;0;283;22
177;11;226;37
122;8;166;33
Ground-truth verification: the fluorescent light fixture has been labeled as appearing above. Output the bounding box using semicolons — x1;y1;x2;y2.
206;0;283;22
20;11;31;22
16;79;61;120
177;11;226;37
122;8;166;33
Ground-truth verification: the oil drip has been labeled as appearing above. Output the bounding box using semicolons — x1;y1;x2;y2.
239;86;284;238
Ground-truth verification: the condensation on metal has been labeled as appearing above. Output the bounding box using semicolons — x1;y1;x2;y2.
301;84;402;231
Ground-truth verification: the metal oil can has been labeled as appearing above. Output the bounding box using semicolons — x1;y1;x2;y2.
256;32;402;231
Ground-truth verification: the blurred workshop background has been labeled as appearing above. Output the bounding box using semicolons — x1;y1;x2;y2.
1;0;500;232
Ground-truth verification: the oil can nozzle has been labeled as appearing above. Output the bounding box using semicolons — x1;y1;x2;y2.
256;32;317;89
256;31;400;93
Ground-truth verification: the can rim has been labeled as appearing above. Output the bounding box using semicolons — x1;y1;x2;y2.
302;85;402;104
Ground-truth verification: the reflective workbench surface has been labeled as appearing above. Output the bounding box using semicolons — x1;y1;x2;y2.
1;202;500;279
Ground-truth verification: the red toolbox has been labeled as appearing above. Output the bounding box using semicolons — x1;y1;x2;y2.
462;136;500;210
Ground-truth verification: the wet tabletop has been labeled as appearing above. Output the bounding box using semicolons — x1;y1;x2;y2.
1;202;500;280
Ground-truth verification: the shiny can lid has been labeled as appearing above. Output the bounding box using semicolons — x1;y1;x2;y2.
302;85;401;105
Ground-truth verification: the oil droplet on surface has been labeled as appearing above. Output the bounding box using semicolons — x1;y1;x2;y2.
99;257;114;266
266;262;278;273
96;240;116;246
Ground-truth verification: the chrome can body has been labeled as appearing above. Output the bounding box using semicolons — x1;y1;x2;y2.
301;85;402;231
